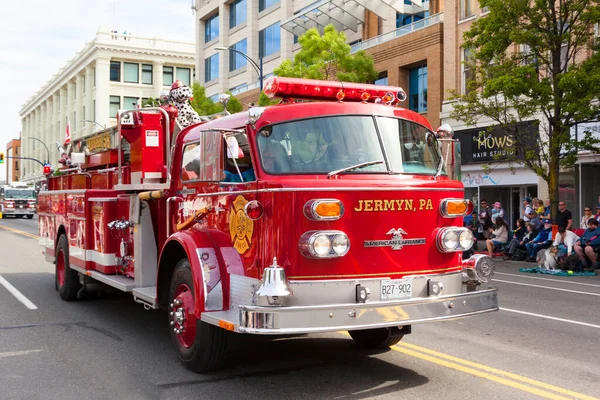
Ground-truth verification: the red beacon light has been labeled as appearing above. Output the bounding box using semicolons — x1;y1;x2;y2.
263;76;407;105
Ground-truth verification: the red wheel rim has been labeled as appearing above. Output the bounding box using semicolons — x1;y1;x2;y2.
56;247;65;287
171;283;196;348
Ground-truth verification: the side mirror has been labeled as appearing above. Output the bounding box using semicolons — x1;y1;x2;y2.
225;136;241;159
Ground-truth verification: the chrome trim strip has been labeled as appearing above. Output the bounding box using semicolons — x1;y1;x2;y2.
88;197;118;203
287;271;462;284
38;212;54;217
38;189;87;195
67;215;87;221
193;186;463;198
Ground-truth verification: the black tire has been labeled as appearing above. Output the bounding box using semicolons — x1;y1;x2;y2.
27;214;34;219
348;328;404;349
55;234;82;301
169;258;229;373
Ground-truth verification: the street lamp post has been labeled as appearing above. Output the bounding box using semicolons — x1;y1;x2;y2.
24;136;50;164
215;46;263;91
82;120;106;132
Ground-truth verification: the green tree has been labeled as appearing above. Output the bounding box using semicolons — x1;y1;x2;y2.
450;0;600;220
257;92;279;107
274;24;378;83
189;83;243;115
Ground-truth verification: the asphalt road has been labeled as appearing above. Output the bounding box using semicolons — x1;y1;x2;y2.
1;217;599;400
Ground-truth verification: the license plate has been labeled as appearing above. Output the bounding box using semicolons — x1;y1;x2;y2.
381;279;413;300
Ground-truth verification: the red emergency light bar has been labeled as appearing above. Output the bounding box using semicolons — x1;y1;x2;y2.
263;76;407;104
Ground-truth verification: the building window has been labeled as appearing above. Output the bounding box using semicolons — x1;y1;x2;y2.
73;112;76;130
205;54;219;82
142;64;153;84
124;96;139;110
259;0;279;12
259;22;281;58
93;100;96;121
176;67;191;86
409;64;427;113
462;48;475;94
374;72;388;86
208;94;220;102
229;39;248;71
110;61;121;82
83;74;86;94
396;11;429;28
124;62;139;83
163;66;174;86
82;105;86;121
461;0;475;19
205;14;219;42
230;0;247;28
110;95;120;118
73;82;77;100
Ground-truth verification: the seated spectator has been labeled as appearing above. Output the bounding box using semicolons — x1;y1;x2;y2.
574;218;600;270
553;226;579;256
506;219;527;257
581;206;594;229
486;216;508;257
595;204;600;220
525;221;553;261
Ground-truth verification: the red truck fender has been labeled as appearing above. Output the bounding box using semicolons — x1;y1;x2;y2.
158;230;227;318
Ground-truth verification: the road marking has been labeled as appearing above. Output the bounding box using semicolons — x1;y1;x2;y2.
340;333;598;399
494;279;600;297
396;342;598;400
0;224;39;239
0;275;38;310
0;349;42;358
496;272;600;288
501;307;600;329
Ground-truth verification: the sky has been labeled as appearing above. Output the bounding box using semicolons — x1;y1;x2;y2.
0;0;196;179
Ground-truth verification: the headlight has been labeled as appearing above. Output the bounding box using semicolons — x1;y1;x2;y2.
299;230;350;258
332;234;349;255
437;228;472;252
459;229;474;250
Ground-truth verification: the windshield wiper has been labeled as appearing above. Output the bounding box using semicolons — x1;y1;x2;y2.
327;160;384;179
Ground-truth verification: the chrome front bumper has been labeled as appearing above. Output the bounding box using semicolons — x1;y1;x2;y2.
227;287;498;334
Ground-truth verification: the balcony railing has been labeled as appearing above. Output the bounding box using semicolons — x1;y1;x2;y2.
350;13;443;53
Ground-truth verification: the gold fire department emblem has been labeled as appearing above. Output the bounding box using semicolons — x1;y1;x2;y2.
229;195;253;254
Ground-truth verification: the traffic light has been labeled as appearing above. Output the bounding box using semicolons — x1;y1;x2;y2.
0;152;4;164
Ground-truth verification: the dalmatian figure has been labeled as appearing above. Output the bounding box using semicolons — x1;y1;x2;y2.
169;80;206;128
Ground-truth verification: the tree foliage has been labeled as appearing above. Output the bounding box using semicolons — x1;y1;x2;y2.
450;0;600;218
274;24;378;83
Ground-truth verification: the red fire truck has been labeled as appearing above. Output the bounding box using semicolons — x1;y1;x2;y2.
39;77;498;372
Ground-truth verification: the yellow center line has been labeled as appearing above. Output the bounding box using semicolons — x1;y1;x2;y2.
397;342;598;400
0;224;39;240
339;332;597;400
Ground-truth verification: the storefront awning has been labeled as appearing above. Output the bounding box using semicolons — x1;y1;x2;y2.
281;0;424;36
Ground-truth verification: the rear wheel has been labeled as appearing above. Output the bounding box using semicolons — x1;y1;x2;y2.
27;214;34;219
169;258;229;372
55;234;82;301
348;327;404;349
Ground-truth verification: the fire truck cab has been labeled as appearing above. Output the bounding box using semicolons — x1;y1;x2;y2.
1;182;37;219
39;77;498;372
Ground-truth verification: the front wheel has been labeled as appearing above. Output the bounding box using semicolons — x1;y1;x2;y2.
55;234;82;301
27;214;34;219
348;327;404;349
169;258;229;372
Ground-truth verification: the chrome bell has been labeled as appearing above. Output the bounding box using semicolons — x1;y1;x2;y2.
255;257;293;306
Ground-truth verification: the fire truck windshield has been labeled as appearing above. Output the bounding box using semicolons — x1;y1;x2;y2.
5;189;36;199
256;115;444;176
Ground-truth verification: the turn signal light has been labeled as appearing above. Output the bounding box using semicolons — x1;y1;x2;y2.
244;200;264;220
304;199;344;221
440;199;473;217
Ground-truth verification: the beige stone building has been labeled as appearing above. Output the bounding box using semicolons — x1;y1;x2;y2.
19;28;195;183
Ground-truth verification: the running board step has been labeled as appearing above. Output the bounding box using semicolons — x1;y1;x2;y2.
133;286;158;309
75;268;134;292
